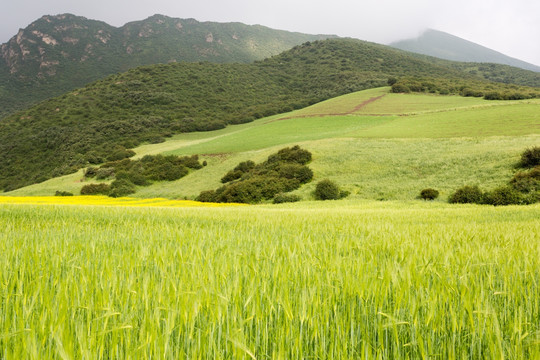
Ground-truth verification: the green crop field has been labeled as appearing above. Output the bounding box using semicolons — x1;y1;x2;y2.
2;85;540;358
1;201;539;358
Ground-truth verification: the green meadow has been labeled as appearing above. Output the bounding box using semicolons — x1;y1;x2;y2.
9;87;539;201
1;201;539;358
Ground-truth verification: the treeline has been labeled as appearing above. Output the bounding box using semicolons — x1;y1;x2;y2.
390;77;540;99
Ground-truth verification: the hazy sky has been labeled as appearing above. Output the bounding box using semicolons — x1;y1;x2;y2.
2;0;539;66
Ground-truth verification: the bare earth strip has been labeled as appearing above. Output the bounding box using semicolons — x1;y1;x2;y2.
268;94;387;122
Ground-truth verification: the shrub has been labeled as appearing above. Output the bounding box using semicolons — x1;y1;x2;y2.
278;164;313;183
483;186;529;206
106;148;135;162
510;167;540;193
196;190;217;203
95;167;115;180
80;183;111;195
55;190;73;196
221;170;243;183
420;188;439;201
108;179;136;198
84;167;98;178
314;179;341;200
391;83;410;93
273;193;301;204
448;185;484;204
519;146;540;168
179;155;203;170
116;170;149;186
269;145;312;165
146;163;188;181
484;91;503;100
234;160;256;173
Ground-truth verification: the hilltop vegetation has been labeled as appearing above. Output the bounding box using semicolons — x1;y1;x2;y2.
0;13;334;118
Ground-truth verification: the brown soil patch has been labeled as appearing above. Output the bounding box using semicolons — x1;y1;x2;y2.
267;94;386;123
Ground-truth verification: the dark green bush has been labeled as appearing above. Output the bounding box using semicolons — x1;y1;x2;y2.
106;148;136;162
80;183;111;195
198;146;313;203
84;167;98;178
196;190;217;203
221;170;243;183
268;146;312;165
95;167;115;180
234;161;256;173
448;185;484;204
108;179;136;198
510;167;540;193
483;186;530;206
420;188;439;201
484;92;504;100
391;83;411;93
215;180;263;204
55;190;73;196
277;164;313;183
116;170;149;186
314;179;342;200
273;193;301;204
519;146;540;168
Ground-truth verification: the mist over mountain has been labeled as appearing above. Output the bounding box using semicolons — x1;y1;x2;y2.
390;29;540;73
0;13;334;118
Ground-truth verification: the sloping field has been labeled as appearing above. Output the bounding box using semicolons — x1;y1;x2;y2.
6;87;540;200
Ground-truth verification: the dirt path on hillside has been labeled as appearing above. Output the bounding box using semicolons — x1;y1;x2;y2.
267;94;386;123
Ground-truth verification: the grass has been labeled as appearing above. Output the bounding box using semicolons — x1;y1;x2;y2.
1;200;539;358
5;87;539;200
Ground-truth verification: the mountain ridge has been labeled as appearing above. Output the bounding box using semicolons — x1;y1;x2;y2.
390;29;540;72
0;13;335;118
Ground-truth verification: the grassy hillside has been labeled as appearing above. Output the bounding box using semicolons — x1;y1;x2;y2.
10;87;539;201
3;38;540;192
0;13;334;118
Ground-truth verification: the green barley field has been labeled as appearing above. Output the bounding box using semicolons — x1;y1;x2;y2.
1;201;539;358
2;87;539;358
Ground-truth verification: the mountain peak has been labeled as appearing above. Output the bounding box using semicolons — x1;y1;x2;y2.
390;29;540;72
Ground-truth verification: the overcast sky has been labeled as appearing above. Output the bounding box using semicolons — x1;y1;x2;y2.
2;0;539;66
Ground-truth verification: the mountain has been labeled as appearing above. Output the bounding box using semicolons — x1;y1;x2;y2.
390;29;540;73
2;38;539;192
0;13;334;118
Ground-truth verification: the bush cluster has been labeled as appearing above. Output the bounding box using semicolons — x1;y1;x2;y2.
80;183;111;195
54;190;73;196
197;146;313;204
390;77;539;100
273;193;302;204
448;147;540;206
82;154;203;197
519;146;540;168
